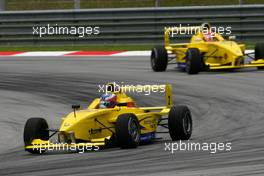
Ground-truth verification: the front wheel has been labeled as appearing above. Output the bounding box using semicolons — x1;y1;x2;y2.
185;48;202;74
23;117;49;154
151;46;168;72
168;105;192;141
115;114;140;148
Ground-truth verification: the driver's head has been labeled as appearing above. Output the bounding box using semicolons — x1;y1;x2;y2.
202;23;213;41
99;93;117;108
203;23;211;30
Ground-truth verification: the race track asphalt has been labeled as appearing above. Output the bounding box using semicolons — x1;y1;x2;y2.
0;56;263;176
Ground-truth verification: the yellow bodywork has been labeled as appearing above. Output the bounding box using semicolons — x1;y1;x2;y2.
25;84;173;150
164;23;264;69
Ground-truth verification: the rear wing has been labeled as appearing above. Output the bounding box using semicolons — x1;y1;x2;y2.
164;84;173;108
164;23;210;47
106;83;173;108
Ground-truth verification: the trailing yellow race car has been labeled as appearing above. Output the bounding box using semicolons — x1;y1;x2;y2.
23;83;192;154
151;23;264;74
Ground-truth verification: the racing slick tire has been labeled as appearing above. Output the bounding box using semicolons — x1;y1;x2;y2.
151;46;168;72
255;43;264;69
168;105;192;141
185;48;202;74
23;117;49;154
115;114;140;148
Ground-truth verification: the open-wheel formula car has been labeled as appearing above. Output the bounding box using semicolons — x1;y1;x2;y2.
24;83;193;154
151;23;264;74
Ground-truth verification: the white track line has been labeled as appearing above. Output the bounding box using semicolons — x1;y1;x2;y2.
15;51;74;56
111;51;151;56
0;50;255;57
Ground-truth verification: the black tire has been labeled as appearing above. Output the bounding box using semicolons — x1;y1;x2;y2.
255;43;264;69
23;117;49;154
151;46;168;72
168;105;192;141
104;135;117;148
115;114;140;148
185;48;202;74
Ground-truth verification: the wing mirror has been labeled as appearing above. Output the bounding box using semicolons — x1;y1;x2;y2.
72;104;80;109
228;36;236;41
72;104;80;117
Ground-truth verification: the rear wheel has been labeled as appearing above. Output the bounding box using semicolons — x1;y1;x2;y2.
115;114;140;148
255;43;264;69
151;46;168;72
185;48;202;74
168;105;192;140
23;117;49;154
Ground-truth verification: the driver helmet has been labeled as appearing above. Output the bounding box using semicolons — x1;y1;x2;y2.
99;93;117;108
202;23;214;42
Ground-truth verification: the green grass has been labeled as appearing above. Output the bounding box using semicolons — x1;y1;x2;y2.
160;0;264;6
0;45;155;51
4;1;258;51
6;0;264;10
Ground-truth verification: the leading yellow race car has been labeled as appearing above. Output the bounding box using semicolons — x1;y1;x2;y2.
23;83;192;154
151;23;264;74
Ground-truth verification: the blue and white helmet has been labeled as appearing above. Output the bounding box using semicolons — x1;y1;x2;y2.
99;93;117;108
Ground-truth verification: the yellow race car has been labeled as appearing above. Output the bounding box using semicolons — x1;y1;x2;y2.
23;83;192;154
151;23;264;74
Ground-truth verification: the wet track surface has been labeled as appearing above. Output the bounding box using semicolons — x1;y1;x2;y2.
0;56;263;176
